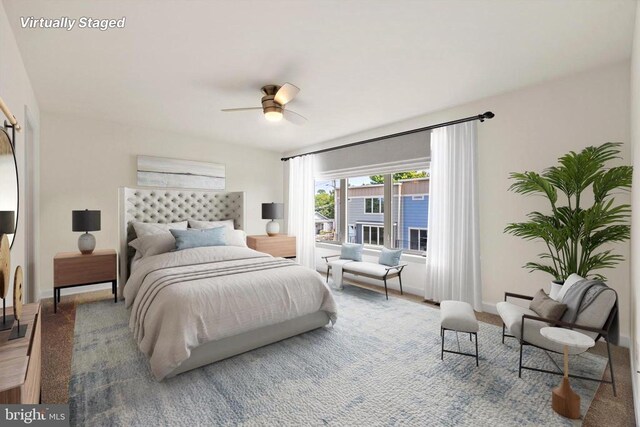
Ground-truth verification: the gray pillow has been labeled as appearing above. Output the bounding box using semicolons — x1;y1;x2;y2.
340;243;363;261
129;233;176;258
529;289;567;321
378;247;402;266
170;226;227;251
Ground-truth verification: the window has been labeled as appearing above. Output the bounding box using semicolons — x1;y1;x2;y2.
315;169;429;254
409;228;428;251
394;170;429;254
364;197;384;214
314;179;339;242
362;224;384;246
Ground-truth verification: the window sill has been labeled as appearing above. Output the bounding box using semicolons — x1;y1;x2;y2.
315;241;426;263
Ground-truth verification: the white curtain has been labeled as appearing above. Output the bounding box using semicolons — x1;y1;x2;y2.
425;122;482;310
287;154;317;268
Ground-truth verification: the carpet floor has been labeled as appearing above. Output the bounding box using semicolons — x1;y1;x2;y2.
41;283;636;426
69;286;608;426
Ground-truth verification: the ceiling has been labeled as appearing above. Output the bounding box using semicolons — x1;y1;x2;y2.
3;0;637;152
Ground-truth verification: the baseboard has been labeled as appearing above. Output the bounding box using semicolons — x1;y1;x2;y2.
482;301;630;348
482;302;498;315
39;282;113;300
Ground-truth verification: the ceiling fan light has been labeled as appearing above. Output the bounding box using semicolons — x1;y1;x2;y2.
264;110;283;122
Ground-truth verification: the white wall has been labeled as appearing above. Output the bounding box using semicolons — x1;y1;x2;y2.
0;2;40;301
39;112;283;297
629;0;640;420
288;62;632;342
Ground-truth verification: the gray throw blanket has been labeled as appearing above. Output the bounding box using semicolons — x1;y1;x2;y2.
560;279;619;345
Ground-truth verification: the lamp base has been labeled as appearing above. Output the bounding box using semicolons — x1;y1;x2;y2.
78;232;96;254
266;220;280;237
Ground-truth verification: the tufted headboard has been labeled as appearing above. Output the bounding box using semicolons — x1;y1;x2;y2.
118;187;245;292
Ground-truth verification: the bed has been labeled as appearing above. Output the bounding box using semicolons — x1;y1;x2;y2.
119;187;337;380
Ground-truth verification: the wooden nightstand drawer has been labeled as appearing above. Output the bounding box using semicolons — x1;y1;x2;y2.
54;249;117;286
53;249;118;313
246;235;296;258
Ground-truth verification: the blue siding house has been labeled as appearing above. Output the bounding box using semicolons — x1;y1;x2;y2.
332;178;429;252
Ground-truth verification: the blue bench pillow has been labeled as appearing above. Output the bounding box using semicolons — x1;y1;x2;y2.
379;247;402;266
170;226;227;251
340;243;363;261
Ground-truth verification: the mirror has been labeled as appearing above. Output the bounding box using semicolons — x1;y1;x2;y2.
0;129;18;247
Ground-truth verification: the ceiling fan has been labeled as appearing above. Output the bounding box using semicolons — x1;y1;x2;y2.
221;83;307;124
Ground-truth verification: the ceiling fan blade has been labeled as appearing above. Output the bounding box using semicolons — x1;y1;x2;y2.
284;109;307;125
221;107;262;112
274;83;300;105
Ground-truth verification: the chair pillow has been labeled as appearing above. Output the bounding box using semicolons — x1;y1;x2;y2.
529;289;568;321
378;247;402;266
170;227;227;251
340;243;363;261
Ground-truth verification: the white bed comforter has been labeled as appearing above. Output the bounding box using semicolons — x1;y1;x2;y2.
124;246;337;380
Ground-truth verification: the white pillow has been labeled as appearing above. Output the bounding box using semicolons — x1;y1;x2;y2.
226;229;247;247
555;273;584;301
132;221;188;238
188;219;235;230
129;233;176;258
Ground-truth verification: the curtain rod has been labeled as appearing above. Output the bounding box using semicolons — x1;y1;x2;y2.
0;95;20;132
280;111;494;162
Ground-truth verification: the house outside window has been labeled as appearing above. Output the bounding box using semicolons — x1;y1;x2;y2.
364;197;384;214
362;224;384;246
408;228;428;251
317;171;428;254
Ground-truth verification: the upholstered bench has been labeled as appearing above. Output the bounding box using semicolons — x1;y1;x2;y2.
440;300;479;366
323;256;406;300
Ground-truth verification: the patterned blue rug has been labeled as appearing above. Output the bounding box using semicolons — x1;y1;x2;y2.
69;286;606;426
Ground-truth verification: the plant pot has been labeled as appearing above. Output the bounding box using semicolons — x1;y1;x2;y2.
549;279;564;300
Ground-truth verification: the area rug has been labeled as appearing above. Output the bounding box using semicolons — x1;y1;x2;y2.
69;286;606;426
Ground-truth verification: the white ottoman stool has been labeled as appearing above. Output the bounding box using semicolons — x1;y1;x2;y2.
440;300;479;366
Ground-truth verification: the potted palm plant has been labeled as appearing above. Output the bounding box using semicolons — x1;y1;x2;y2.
505;142;632;288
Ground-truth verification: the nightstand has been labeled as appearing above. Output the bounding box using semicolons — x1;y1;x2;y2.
246;235;296;258
53;249;117;313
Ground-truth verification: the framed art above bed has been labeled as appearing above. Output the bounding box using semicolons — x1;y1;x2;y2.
118;186;246;291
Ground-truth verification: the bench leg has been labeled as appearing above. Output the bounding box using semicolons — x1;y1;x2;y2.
383;278;388;300
326;267;330;284
441;328;444;360
398;273;403;295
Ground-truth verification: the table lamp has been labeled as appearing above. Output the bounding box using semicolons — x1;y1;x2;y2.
0;210;15;331
262;203;283;236
72;209;101;254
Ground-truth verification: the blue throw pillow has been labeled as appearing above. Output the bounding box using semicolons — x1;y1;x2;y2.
378;247;402;266
170;227;226;251
340;243;363;261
